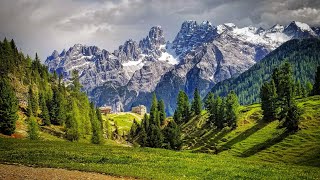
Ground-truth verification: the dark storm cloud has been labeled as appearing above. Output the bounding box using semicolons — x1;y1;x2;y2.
0;0;319;60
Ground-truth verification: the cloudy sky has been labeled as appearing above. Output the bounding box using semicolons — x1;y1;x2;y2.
0;0;320;60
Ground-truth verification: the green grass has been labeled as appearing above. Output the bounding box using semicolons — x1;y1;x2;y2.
103;113;142;135
0;138;319;179
182;96;320;167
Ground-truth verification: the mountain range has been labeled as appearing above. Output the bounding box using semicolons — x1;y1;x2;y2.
45;20;320;114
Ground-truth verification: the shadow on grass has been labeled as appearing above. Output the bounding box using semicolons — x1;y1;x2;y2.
218;120;270;153
239;129;291;157
192;128;219;149
194;128;231;153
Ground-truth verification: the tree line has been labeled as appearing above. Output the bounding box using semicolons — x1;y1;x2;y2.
260;62;320;131
211;39;320;105
128;94;182;150
0;38;103;144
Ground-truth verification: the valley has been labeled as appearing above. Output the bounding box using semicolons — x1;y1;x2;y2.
1;2;320;178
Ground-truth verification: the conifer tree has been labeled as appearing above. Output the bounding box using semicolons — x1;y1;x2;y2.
65;99;80;141
71;69;82;93
39;92;50;125
148;124;164;148
158;99;166;126
261;62;300;131
277;62;296;121
105;119;112;139
260;80;277;121
138;126;148;147
142;113;149;131
96;108;103;131
90;103;103;144
284;104;300;131
0;78;18;135
225;91;240;128
163;120;182;150
174;90;190;124
216;96;225;129
312;66;320;95
27;85;38;116
205;92;215;125
129;119;139;142
295;80;302;97
306;81;313;96
149;93;159;127
27;116;40;140
50;87;66;125
191;88;202;115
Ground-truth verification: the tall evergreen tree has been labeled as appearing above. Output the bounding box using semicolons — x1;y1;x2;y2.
50;87;66;125
65;99;80;141
27;116;40;140
217;97;226;129
158;99;166;126
191;88;202;115
90;103;103;144
306;81;313;96
277;62;296;121
138;126;148;147
295;80;302;97
174;90;190;124
39;92;50;125
163;120;182;150
148;124;164;148
205;92;215;125
105;119;112;139
260;80;278;121
225;91;240;128
312;66;320;95
0;78;18;135
129;119;139;142
96;108;103;131
149;93;159;127
71;69;82;93
261;62;300;131
141;113;149;132
27;85;38;117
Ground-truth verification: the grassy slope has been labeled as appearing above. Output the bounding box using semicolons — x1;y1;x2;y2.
102;113;142;135
0;138;319;179
182;96;320;167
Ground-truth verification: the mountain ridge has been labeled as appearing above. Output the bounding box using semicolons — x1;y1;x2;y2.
45;20;319;114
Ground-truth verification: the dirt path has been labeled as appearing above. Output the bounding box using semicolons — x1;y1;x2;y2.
0;164;135;180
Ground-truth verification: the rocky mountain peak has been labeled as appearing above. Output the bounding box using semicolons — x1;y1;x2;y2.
172;20;218;56
51;50;59;58
284;21;316;38
139;26;166;56
312;27;320;36
148;26;165;45
267;24;284;33
115;39;140;62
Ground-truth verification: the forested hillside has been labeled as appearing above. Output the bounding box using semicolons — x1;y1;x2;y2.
0;38;103;143
210;38;320;105
182;95;320;166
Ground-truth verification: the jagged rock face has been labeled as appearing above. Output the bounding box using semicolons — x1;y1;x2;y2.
312;27;320;36
46;21;319;115
172;20;217;56
139;26;166;57
283;21;317;38
114;40;141;63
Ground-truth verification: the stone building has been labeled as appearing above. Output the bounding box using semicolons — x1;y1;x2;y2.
131;105;147;115
99;106;112;115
